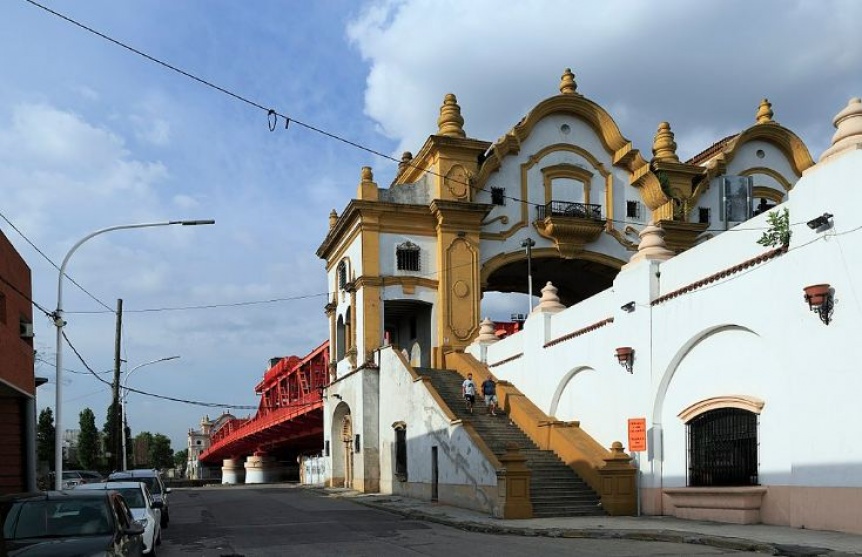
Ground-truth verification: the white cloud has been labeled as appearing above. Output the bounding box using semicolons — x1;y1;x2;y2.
347;0;862;160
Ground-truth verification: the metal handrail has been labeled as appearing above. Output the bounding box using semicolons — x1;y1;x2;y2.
536;200;603;220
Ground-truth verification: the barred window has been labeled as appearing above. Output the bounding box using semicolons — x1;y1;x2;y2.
396;241;420;272
687;408;758;487
491;187;506;206
626;200;641;219
698;207;711;224
337;261;347;290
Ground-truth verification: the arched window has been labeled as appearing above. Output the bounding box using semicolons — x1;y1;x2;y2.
393;421;407;481
396;241;420;272
687;408;758;487
337;261;348;290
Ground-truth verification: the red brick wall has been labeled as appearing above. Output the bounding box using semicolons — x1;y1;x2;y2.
0;397;25;494
0;228;34;396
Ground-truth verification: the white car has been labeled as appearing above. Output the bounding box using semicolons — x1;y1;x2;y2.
75;480;162;555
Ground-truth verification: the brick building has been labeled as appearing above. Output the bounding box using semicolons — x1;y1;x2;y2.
0;227;36;493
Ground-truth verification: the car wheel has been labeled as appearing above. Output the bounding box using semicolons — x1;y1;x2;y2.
156;528;162;546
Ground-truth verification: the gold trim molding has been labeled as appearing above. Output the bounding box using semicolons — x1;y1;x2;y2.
678;395;765;423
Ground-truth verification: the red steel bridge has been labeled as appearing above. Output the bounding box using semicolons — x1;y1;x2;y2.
198;340;329;465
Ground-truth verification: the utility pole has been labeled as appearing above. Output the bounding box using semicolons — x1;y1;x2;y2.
112;298;123;471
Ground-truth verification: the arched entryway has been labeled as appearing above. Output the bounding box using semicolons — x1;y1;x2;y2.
330;402;353;488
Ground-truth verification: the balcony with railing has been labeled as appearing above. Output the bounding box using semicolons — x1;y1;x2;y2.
533;200;607;258
536;200;603;220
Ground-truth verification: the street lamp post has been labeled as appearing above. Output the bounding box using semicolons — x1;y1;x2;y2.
121;356;180;471
53;219;214;490
521;237;535;315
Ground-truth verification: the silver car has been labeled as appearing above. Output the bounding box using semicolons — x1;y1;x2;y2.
75;481;162;555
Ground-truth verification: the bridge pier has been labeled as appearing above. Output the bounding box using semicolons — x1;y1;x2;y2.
245;453;278;484
222;458;246;484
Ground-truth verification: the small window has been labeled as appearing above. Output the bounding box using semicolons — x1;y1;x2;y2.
396;241;420;272
698;207;711;224
626;200;640;219
394;426;407;481
491;187;506;206
337;261;347;290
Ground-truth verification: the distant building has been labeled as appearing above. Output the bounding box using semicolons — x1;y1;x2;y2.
0;228;36;493
63;428;80;466
187;413;234;479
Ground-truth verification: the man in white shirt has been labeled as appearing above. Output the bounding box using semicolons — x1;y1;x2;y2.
462;373;477;414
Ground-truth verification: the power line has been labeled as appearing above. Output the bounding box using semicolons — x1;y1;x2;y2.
0;272;53;317
21;0;803;231
0;209;114;312
62;329;255;410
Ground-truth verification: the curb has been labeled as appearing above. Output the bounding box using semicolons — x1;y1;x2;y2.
345;497;853;557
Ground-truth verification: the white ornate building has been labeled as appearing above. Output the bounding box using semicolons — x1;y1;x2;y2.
317;69;862;533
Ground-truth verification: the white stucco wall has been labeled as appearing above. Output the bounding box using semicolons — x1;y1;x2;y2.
376;349;499;508
480;151;862;499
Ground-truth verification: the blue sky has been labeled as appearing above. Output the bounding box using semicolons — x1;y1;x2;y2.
2;0;859;452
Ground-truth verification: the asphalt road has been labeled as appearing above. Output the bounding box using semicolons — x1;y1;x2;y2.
158;485;765;556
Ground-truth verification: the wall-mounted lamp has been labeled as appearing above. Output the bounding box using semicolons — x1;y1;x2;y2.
330;393;343;400
615;347;634;373
803;284;834;325
621;301;636;313
807;213;833;230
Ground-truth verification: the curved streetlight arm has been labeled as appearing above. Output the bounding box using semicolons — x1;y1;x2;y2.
121;356;180;471
53;219;213;490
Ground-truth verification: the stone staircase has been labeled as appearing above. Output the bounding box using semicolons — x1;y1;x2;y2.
415;367;604;517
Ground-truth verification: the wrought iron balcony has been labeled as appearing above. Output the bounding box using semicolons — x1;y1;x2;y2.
537;200;603;220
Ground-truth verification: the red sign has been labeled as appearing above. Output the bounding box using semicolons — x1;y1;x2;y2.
628;418;647;452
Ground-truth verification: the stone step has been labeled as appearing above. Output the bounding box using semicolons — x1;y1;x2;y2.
415;366;604;518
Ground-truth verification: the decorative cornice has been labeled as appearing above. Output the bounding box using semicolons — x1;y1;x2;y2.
651;246;787;306
678;395;765;423
488;352;523;368
544;317;614;348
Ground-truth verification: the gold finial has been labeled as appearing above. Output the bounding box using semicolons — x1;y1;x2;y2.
361;166;373;182
329;209;338;230
756;98;774;124
437;93;466;138
398;151;413;174
652;122;679;162
559;68;578;95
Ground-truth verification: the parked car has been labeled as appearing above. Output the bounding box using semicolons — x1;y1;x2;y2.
73;470;105;483
47;471;87;489
75;481;161;555
0;490;145;556
109;470;171;528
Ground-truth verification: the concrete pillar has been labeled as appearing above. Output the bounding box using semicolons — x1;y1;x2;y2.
222;458;245;484
245;454;278;484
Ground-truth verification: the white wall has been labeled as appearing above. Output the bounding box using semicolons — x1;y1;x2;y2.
483;151;862;496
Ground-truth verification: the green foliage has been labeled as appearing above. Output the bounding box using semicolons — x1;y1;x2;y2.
77;408;100;470
150;434;174;470
173;449;188;468
37;407;55;469
757;208;791;248
102;400;122;471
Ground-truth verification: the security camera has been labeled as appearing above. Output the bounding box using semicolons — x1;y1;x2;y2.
807;213;833;230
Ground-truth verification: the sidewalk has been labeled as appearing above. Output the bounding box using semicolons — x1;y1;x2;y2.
324;489;862;556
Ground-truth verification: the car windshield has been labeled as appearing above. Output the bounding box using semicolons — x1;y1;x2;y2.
115;488;145;508
3;499;112;539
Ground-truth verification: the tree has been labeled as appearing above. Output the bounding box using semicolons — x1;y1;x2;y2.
173;449;188;468
77;408;100;470
36;407;55;470
150;434;174;470
102;400;121;471
133;432;154;468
